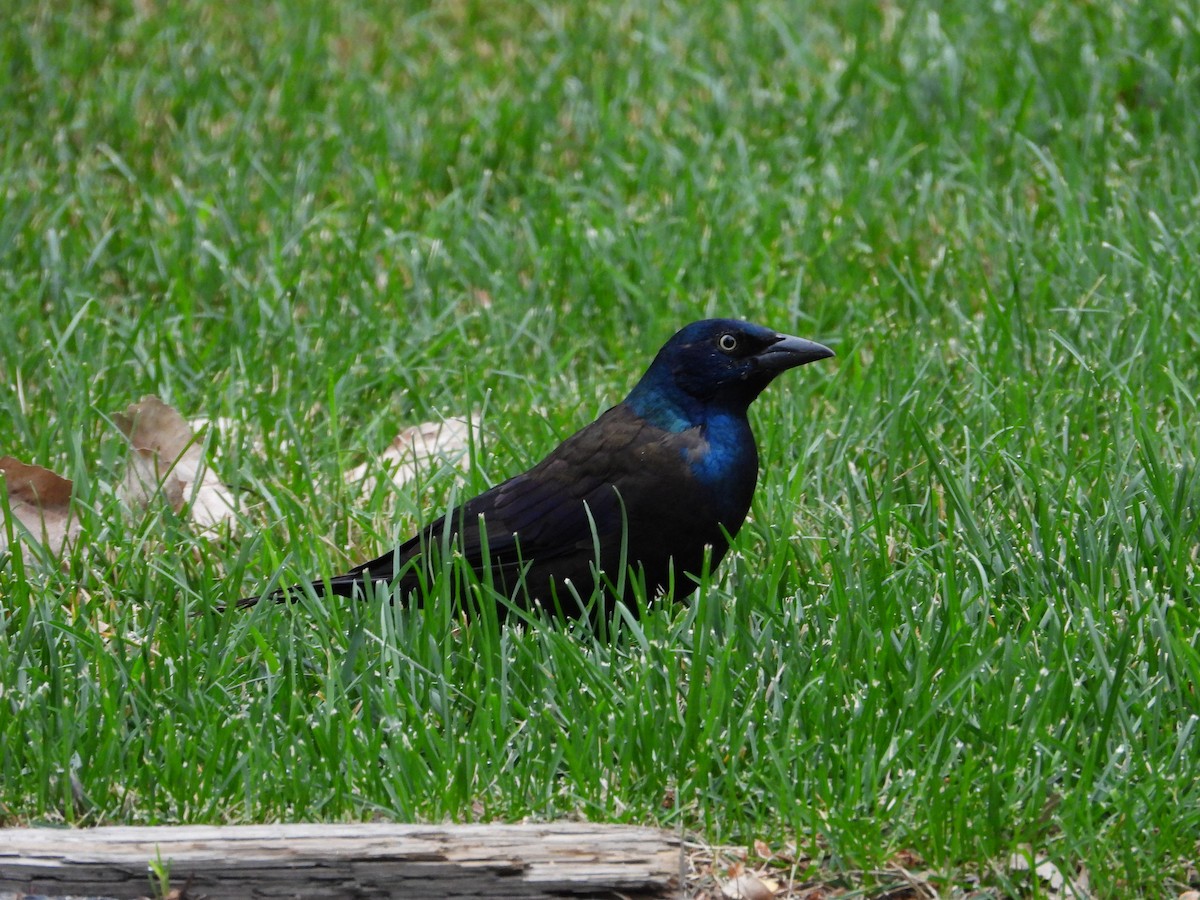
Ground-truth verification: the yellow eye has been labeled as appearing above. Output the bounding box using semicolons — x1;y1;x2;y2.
718;333;738;353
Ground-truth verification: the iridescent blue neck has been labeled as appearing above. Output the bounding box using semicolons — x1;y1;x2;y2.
687;409;757;486
623;381;700;433
624;381;757;495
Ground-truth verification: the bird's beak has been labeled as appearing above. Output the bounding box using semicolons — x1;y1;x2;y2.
757;333;835;372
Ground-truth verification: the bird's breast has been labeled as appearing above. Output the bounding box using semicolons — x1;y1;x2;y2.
683;415;756;481
673;414;758;529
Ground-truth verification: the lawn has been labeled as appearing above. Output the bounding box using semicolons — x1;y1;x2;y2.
2;0;1198;896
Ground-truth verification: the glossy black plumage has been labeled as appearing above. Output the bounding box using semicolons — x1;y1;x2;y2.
239;319;833;618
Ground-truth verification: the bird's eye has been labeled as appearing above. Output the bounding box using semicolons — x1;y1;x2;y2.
718;333;739;353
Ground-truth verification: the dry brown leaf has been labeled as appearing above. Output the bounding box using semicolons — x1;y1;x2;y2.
347;415;478;495
1005;848;1091;899
114;396;239;528
0;456;79;555
721;871;776;900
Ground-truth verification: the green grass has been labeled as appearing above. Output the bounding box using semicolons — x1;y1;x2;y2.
2;0;1199;895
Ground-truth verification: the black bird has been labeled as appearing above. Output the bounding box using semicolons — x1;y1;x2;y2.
240;319;833;618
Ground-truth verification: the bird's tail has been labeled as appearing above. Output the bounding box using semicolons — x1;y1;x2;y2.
231;554;416;611
229;513;464;612
233;573;367;609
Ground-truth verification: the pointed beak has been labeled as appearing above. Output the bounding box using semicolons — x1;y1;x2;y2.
757;333;835;372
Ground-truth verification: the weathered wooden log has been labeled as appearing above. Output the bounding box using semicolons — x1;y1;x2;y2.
0;822;682;899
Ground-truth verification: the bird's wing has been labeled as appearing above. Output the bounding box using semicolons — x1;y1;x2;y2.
238;404;702;605
432;402;703;572
452;468;620;566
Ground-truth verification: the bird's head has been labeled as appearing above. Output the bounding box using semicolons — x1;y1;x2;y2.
625;319;834;429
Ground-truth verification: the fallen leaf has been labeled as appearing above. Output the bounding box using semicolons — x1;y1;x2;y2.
347;415;478;495
0;456;79;555
114;396;239;528
1005;848;1091;899
721;872;775;900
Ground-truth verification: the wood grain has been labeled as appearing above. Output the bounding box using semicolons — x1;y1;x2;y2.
0;822;682;899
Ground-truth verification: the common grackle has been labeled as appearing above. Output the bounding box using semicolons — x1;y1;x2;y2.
239;319;833;618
